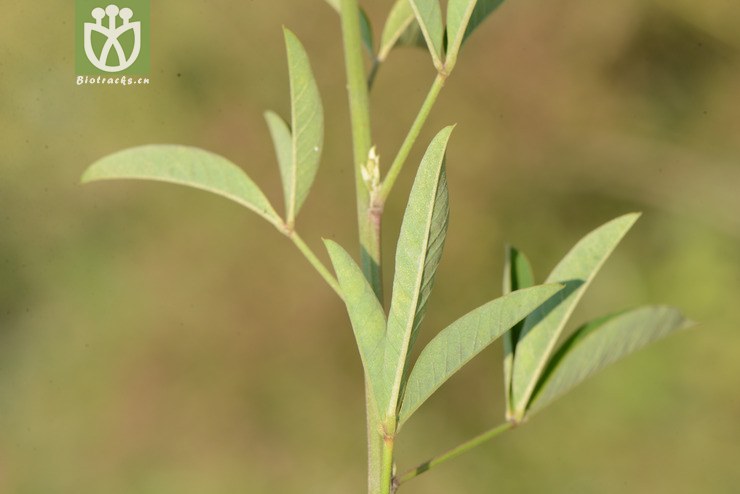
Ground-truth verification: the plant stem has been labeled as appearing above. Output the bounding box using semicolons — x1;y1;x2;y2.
340;0;383;302
378;72;447;204
287;231;342;298
340;2;388;493
380;435;396;494
396;422;514;486
366;383;383;494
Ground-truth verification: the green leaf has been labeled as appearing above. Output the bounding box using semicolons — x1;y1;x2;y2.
398;284;563;427
385;126;454;419
502;246;535;419
359;9;375;54
283;28;324;224
264;111;293;216
446;0;506;67
380;0;506;64
396;22;428;51
463;0;505;43
81;145;281;226
325;240;389;416
322;0;375;55
379;0;421;61
510;213;641;419
445;0;478;66
408;0;445;67
527;306;692;415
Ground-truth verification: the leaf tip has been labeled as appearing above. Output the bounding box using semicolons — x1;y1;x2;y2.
80;156;109;184
322;238;341;257
622;211;642;225
80;166;94;184
433;124;457;146
282;26;300;45
681;316;699;331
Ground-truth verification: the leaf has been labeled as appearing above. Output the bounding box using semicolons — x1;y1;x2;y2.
379;0;422;61
398;284;563;427
322;0;375;55
502;246;535;419
463;0;505;43
445;0;478;65
359;9;375;54
446;0;506;66
396;22;428;52
385;126;454;418
380;0;506;64
509;213;641;419
325;240;389;416
81;145;281;226
264;111;293;216
283;28;324;224
527;306;692;415
408;0;446;67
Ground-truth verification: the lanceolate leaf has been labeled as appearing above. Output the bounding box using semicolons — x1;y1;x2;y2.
381;0;507;64
463;0;506;43
502;246;535;419
385;126;454;419
445;0;506;66
445;0;479;66
510;213;641;418
379;0;422;61
359;9;375;54
408;0;446;67
396;22;428;52
325;240;389;416
81;145;281;226
322;0;375;55
283;28;324;224
264;111;293;216
398;284;563;427
527;306;691;415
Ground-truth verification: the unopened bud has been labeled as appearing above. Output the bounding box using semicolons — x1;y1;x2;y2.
361;146;381;192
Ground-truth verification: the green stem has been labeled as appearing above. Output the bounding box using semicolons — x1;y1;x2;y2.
340;0;383;302
287;231;342;298
366;383;383;494
340;2;388;493
378;72;447;204
380;436;396;494
396;422;514;486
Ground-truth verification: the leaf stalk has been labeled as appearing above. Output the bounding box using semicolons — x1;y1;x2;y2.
378;72;447;204
285;230;342;297
396;422;515;486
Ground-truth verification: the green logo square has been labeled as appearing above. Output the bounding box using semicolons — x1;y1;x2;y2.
75;0;150;75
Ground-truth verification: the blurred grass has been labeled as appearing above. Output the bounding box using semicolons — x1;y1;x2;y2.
1;1;740;492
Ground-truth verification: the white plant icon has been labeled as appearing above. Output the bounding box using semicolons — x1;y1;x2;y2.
84;4;141;72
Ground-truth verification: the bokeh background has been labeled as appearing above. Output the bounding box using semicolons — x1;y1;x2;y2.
2;1;739;493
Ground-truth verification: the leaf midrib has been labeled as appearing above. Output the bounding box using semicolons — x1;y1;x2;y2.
387;172;443;419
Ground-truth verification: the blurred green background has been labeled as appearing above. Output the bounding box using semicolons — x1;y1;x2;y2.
2;1;739;493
